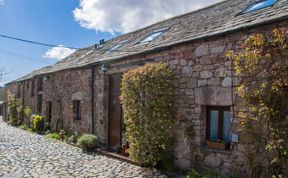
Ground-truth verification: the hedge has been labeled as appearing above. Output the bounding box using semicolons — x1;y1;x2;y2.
120;62;175;170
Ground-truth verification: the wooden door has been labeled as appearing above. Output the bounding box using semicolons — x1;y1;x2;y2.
46;101;52;123
108;73;123;148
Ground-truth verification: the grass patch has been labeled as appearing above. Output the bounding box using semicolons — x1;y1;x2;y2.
46;133;61;140
19;124;29;130
185;168;238;178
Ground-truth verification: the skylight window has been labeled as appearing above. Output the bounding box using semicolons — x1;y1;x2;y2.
242;0;278;14
139;28;169;44
109;40;128;52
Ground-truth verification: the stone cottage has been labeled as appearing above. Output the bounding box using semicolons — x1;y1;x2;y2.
4;0;288;174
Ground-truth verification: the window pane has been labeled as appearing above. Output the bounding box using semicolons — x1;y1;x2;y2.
139;28;169;44
223;111;232;142
244;0;278;13
210;110;219;140
109;40;128;52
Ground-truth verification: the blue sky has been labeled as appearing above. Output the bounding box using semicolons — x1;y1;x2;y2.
0;0;115;86
0;0;219;86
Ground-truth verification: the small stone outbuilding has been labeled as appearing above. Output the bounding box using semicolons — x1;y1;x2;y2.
4;0;288;175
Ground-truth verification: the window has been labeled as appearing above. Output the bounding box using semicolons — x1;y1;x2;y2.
73;100;81;120
109;40;128;52
241;0;278;14
138;28;169;44
206;106;232;142
37;77;43;91
31;80;35;97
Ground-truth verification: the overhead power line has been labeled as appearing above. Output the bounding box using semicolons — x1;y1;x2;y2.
0;33;142;53
0;48;52;64
0;34;80;49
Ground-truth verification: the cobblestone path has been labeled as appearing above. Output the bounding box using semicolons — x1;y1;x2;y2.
0;119;167;178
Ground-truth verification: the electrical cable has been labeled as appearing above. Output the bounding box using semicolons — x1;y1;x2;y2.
0;34;80;49
0;33;142;53
0;48;52;64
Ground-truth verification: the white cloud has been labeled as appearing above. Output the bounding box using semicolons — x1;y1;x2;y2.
42;46;76;60
73;0;221;34
0;0;4;5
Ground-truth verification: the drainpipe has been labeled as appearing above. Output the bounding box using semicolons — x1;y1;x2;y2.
22;82;25;121
91;66;96;134
4;86;7;121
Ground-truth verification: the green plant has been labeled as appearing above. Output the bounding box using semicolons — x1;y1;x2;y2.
19;124;29;130
33;115;44;132
227;28;288;177
23;107;33;127
23;107;33;118
185;168;236;178
77;134;100;151
44;122;51;131
67;133;81;144
17;120;23;126
120;63;175;170
7;118;17;126
46;133;61;140
7;92;22;125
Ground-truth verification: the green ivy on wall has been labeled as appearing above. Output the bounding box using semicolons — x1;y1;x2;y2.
227;28;288;177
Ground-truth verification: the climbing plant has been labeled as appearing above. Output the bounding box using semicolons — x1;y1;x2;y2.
227;28;288;177
7;92;23;126
120;63;175;170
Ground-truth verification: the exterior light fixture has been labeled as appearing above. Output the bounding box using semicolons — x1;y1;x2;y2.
44;75;50;81
101;64;109;73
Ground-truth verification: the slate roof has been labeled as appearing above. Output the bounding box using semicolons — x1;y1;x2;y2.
8;0;288;84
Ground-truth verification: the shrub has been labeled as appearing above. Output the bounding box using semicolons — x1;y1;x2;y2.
23;107;33;126
17;120;23;126
227;28;288;177
67;133;81;144
46;133;61;140
19;124;29;130
44;122;51;131
7;118;18;126
23;107;33;118
7;92;22;124
120;63;175;170
77;134;99;151
33;115;44;132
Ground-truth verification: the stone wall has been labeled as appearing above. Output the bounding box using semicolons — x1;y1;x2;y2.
95;19;288;175
4;18;288;175
5;68;94;134
43;68;93;134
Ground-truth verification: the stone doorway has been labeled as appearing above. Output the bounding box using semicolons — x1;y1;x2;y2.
108;73;123;151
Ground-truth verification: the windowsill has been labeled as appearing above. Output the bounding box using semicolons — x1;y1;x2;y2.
201;145;232;155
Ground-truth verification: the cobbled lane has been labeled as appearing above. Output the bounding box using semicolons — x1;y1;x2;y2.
0;119;167;178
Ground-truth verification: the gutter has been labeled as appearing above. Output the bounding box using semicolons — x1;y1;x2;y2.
91;14;288;65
